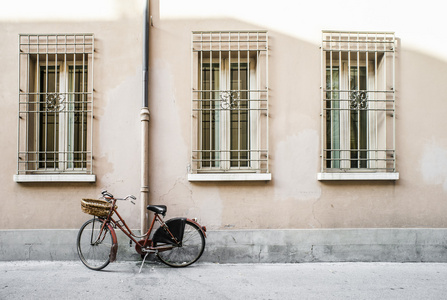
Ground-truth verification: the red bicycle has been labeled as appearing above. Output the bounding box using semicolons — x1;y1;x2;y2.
77;190;206;271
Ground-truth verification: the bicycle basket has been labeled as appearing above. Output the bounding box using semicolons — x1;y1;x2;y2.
81;199;115;218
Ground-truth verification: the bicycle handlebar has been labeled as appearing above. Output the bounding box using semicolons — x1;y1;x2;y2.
101;190;114;199
101;190;136;205
124;195;136;205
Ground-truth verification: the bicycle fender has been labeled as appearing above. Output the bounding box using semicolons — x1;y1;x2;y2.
107;223;118;263
187;218;207;238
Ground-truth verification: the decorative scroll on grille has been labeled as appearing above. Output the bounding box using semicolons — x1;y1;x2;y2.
350;91;368;110
46;93;66;112
220;91;239;110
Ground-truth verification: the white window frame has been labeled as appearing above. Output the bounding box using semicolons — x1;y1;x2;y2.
15;34;95;183
319;31;398;181
189;31;270;181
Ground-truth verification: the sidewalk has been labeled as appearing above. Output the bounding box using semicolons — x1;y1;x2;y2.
1;261;446;299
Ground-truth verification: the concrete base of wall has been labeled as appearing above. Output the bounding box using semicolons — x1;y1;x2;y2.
1;229;446;263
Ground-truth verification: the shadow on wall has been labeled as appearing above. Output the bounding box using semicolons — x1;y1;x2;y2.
148;17;447;229
148;18;324;230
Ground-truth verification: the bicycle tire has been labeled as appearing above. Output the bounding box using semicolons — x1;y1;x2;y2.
77;218;113;271
155;220;205;267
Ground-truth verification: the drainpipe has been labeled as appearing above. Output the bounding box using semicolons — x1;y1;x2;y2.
140;0;150;233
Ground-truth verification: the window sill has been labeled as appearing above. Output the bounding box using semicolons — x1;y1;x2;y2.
14;174;96;183
317;172;399;181
188;173;272;182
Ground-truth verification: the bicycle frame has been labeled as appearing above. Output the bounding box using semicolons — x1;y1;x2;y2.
78;191;207;271
96;197;204;259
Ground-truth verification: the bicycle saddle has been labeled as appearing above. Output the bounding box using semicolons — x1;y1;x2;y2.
147;205;167;216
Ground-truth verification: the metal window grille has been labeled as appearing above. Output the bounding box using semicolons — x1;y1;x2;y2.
17;34;94;174
321;31;396;172
191;31;269;173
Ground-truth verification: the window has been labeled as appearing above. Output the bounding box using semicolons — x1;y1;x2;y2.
15;34;95;182
190;31;270;181
319;31;398;180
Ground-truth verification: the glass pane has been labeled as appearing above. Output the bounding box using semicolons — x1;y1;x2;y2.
201;63;220;167
350;66;367;168
230;63;249;167
326;67;340;168
68;65;88;169
39;66;60;169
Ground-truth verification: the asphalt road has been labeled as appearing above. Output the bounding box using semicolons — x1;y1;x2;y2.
1;261;447;299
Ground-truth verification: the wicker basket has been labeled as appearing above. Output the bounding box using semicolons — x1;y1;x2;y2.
81;199;114;218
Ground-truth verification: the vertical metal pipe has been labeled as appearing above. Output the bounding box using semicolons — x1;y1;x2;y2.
140;0;150;234
142;2;149;108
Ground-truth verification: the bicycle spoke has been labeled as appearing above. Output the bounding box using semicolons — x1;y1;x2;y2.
156;220;205;267
77;218;113;270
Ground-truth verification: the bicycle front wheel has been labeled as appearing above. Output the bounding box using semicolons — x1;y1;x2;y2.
156;220;205;267
77;218;113;271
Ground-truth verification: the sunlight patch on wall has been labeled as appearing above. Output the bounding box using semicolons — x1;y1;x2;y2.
161;0;447;63
273;129;321;201
0;0;142;22
421;143;447;192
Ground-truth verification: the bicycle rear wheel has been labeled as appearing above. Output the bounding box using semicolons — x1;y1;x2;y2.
156;220;205;267
77;218;112;271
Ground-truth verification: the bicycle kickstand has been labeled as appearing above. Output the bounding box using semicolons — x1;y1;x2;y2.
139;252;150;273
